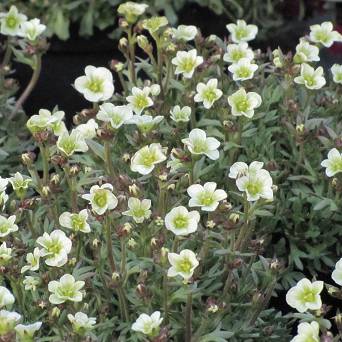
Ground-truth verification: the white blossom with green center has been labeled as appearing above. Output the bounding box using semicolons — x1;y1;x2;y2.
165;206;200;236
167;249;199;282
15;322;42;342
57;129;88;157
48;274;85;304
194;78;223;109
223;42;254;64
8;172;31;198
68;312;96;336
37;230;72;267
294;63;326;90
331;64;342;84
0;6;27;36
117;2;148;24
293;40;320;64
23;276;40;291
172;25;197;41
131;143;167;175
187;182;227;212
0;310;21;336
291;321;320;342
226;19;258;43
26;109;66;135
75;119;98;140
0;286;15;308
0;177;8;209
19;18;46;41
129;115;163;133
170;105;191;122
172;49;203;79
82;183;118;215
228;58;258;81
132;311;163;337
123;197;152;223
321;148;342;177
228;88;262;118
182;128;220;160
0;215;18;238
97;103;133;129
74;66;114;102
0;242;12;266
332;257;342;286
309;21;341;48
21;247;40;273
286;278;323;313
142;16;168;35
59;209;90;233
126;87;153;115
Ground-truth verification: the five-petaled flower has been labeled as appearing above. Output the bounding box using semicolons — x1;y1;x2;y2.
68;312;96;335
228;88;262;118
172;49;203;79
223;42;254;64
165;206;200;236
226;20;258;43
97;103;133;129
332;257;342;286
331;64;342;84
126;87;153;115
194;78;223;109
290;321;320;342
228;58;258;81
123;197;152;223
0;215;18;238
170;105;191;123
172;25;197;41
0;5;27;36
57;129;88;156
168;249;199;282
59;209;91;233
294;63;326;90
321;148;342;177
309;21;341;48
132;311;163;337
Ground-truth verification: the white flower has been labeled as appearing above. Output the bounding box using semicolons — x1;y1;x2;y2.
332;258;342;286
67;312;96;335
21;248;40;273
23;276;40;291
228;58;258;81
118;2;148;24
172;49;203;79
229;161;273;201
8;172;31;198
182;128;220;160
170;105;191;123
123;198;152;223
82;183;118;215
97;103;133;129
147;84;161;96
172;25;197;41
74;66;114;102
142;16;168;35
321;148;342;177
126;87;153;115
75;119;98;140
15;322;42;341
286;278;323;313
0;6;27;36
37;230;72;267
291;321;320;342
0;215;18;238
228;88;262;118
0;310;21;335
331;64;342;84
132;311;163;337
131;143;167;175
293;40;320;64
168;249;199;282
59;209;90;233
309;21;341;48
165;206;200;236
223;42;254;64
194;78;222;109
0;177;8;208
129;115;163;133
48;274;85;304
294;63;326;90
57;129;88;157
226;20;258;43
0;242;12;266
0;177;8;193
26;109;66;135
19;18;46;41
0;286;15;308
187;182;227;212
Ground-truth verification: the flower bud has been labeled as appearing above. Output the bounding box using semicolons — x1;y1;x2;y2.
21;152;35;166
112;272;120;281
92;239;99;248
119;37;128;49
127;238;137;249
122;153;130;162
110;59;125;72
229;213;240;224
51;307;60;318
296;124;305;133
206;220;216;229
50;174;60;186
129;183;140;196
42;186;50;197
70;165;80;176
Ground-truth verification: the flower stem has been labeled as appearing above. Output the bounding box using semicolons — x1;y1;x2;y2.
39;144;50;185
127;27;136;84
105;215;116;273
104;140;115;182
185;289;193;342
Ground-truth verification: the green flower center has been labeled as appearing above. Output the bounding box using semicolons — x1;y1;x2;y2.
180;58;196;73
46;240;63;255
173;215;189;229
71;215;85;231
203;88;217;103
246;179;263;196
140;150;159;167
315;31;329;43
304;75;316;87
177;258;192;273
236;97;249;112
0;223;10;234
57;284;77;298
301;289;316;303
132;207;146;218
199;192;215;206
134;94;149;109
6;16;17;28
93;190;108;208
192;139;208;153
60;137;76;155
110;113;123;126
231;50;245;62
235;28;247;40
336;73;342;82
330;157;342;173
236;66;252;78
87;79;103;93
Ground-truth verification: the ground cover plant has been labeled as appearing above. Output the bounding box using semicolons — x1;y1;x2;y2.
0;2;342;341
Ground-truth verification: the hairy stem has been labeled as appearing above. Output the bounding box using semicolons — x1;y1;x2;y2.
185;290;193;342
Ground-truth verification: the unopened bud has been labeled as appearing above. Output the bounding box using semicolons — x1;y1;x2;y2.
296;124;305;133
50;174;60;185
42;186;50;197
68;257;77;266
51;307;60;318
112;272;120;281
92;239;99;247
229;213;240;224
119;37;128;49
206;220;216;229
129;183;140;196
21;152;35;166
158;173;167;181
122;153;130;162
127;238;137;249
